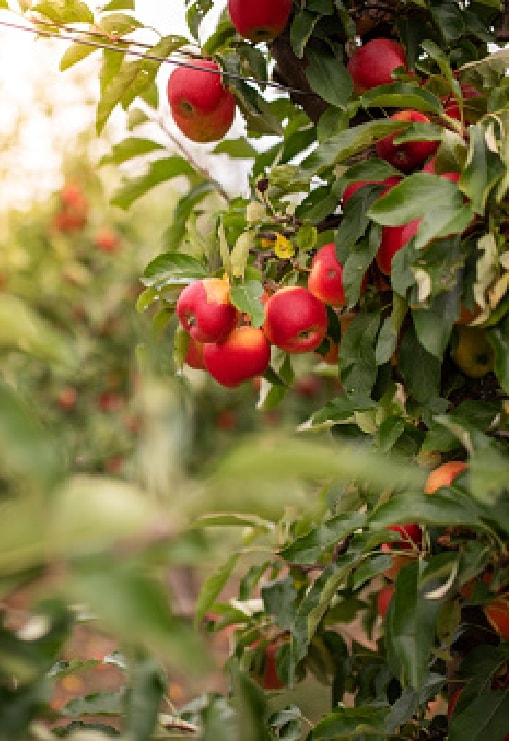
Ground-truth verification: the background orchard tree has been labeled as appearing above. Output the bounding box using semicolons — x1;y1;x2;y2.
2;0;509;739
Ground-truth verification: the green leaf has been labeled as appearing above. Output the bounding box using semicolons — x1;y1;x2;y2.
99;137;165;166
310;705;390;739
370;490;483;530
302;120;407;175
60;38;98;71
279;513;366;564
142;252;207;289
368;172;470;226
195;554;239;628
290;10;320;58
262;577;297;631
111;157;195;209
213;137;257;158
338;312;380;399
230;281;265;328
102;0;134;8
305;48;352;108
488;314;509;393
411;290;457;360
98;11;142;35
164;181;218;250
230;232;254;278
124;655;167;741
361;82;443;113
460;123;505;214
386;561;446;689
398;323;441;402
62;690;125;718
32;0;93;23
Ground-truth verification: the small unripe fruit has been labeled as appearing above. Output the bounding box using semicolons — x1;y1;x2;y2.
263;286;328;354
167;60;236;143
347;38;407;94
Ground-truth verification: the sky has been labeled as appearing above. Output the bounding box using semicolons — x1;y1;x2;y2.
0;1;239;210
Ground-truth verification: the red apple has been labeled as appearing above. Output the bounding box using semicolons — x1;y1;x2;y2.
57;387;77;411
307;243;347;307
385;524;423;551
167;59;236;143
342;176;401;207
176;278;239;344
376;584;395;619
184;336;205;370
376;110;439;173
262;641;285;690
347;38;408;94
227;0;292;43
263;286;328;354
203;325;271;387
95;227;120;253
376;219;420;275
424;460;468;495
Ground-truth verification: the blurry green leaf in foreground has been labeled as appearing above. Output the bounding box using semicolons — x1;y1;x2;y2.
0;293;75;367
200;436;426;520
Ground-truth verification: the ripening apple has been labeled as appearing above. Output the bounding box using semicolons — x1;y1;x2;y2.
176;278;239;344
376;219;420;275
424;460;468;495
227;0;292;43
376;584;394;620
443;82;482;124
263;285;328;354
307;243;347;307
167;59;236;143
347;38;408;94
203;325;271;387
95;227;120;253
483;594;509;639
381;523;422;580
376;110;439;173
451;325;495;379
184;336;206;370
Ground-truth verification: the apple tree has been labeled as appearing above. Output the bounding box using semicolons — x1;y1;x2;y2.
6;0;509;738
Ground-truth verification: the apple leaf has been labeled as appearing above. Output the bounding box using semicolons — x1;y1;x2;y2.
194;553;239;628
230;281;265;328
386;561;446;690
279;512;366;565
111;158;195;210
460;122;505;214
32;0;94;23
398;324;441;402
305;48;352;108
59;38;98;71
99;137;165;166
488;313;509;393
368;173;468;225
361;82;443;113
302;119;407;175
142;252;207;289
309;705;390;739
338;312;380;399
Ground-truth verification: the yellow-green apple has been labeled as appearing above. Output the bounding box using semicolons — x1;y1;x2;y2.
167;59;236;143
203;325;271;387
376;219;420;275
376;583;394;620
263;286;328;354
424;460;467;495
376;110;438;172
347;38;407;94
176;278;239;344
227;0;292;43
342;175;401;207
184;336;205;370
451;325;495;379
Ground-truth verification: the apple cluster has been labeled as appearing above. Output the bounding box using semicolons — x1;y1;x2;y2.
177;270;340;387
167;0;293;143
